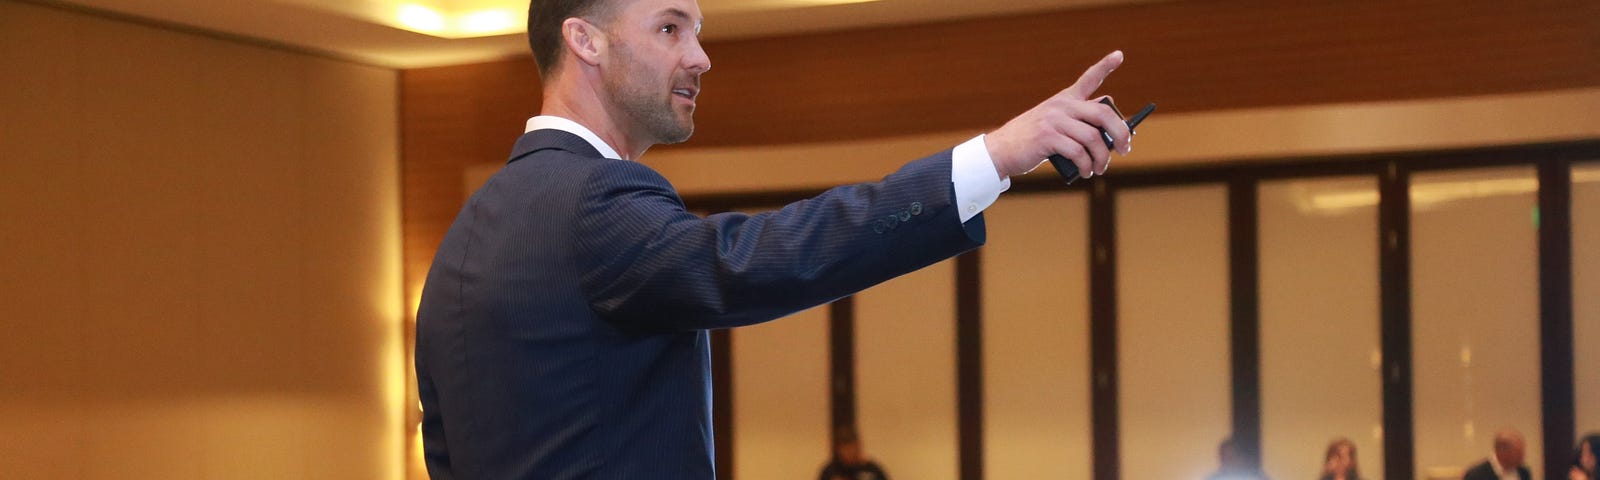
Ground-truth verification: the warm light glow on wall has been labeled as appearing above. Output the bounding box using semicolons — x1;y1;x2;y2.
1295;169;1600;214
799;0;879;5
397;4;447;34
393;3;520;38
456;9;518;35
733;0;881;8
707;0;880;13
409;420;429;478
409;280;426;322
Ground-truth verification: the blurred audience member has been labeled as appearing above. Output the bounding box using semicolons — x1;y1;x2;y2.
1320;437;1361;480
1205;436;1269;480
1572;433;1599;480
818;426;888;480
1462;428;1531;480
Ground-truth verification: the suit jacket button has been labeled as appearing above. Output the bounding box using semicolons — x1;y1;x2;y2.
897;210;911;222
910;202;923;215
885;215;899;229
873;220;887;234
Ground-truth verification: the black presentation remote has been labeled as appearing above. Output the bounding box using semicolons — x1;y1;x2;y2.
1046;99;1156;185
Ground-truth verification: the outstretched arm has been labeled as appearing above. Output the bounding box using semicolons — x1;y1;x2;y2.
576;151;983;332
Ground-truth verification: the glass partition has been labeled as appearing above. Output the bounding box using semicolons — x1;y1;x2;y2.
1117;184;1232;480
980;193;1092;478
1258;176;1385;479
732;305;831;480
1573;163;1600;436
856;260;958;480
1411;166;1542;479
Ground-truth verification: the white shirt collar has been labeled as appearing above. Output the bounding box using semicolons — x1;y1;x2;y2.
1488;452;1518;478
524;115;622;160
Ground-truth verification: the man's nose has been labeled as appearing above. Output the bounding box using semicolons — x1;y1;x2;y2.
684;37;711;74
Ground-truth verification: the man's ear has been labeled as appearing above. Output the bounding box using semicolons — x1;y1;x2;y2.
562;18;605;67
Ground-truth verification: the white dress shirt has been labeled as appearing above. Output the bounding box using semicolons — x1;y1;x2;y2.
1487;452;1522;480
525;115;1010;223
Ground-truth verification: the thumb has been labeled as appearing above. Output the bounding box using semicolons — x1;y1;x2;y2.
1064;50;1124;100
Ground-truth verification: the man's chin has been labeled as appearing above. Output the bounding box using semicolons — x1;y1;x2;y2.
660;127;693;145
658;117;694;144
633;114;693;145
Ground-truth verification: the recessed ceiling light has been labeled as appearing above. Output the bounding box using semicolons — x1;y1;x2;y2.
392;2;520;38
456;9;519;36
396;4;447;34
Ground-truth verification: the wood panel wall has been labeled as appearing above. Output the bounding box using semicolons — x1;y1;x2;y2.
2;2;405;478
690;0;1600;147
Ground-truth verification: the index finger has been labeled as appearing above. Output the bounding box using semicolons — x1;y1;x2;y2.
1063;50;1124;100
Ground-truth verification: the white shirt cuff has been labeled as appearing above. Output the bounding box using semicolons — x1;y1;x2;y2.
951;134;1010;223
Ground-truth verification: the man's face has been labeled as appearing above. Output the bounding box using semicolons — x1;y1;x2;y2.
599;0;709;145
1496;439;1525;469
1580;440;1595;471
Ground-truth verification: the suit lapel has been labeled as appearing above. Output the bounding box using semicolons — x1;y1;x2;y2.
508;129;603;164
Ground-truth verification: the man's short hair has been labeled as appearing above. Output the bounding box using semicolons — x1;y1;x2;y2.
527;0;615;79
1494;430;1524;451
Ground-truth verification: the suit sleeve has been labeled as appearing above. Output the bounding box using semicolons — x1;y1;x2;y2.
574;150;985;332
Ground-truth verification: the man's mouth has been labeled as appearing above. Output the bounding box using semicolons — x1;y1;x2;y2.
671;87;698;101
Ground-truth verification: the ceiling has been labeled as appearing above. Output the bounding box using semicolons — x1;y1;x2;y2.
44;0;1162;68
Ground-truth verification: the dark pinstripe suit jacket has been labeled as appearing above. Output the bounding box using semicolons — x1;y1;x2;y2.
415;129;986;479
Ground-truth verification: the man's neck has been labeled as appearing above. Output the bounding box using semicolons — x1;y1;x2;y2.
541;75;648;160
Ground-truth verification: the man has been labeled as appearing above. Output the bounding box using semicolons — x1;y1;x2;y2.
414;0;1133;478
817;427;888;480
1204;436;1270;480
1463;429;1533;480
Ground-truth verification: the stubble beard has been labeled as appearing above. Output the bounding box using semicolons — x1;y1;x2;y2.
603;42;694;145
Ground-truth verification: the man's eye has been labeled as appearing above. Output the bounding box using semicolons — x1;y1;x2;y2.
661;24;677;34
